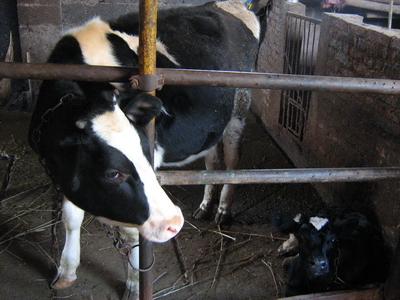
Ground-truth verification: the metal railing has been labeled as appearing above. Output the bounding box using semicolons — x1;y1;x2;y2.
280;12;321;140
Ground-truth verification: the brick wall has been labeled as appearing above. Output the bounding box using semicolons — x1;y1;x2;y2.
304;14;400;240
253;11;400;243
0;1;20;61
17;0;62;64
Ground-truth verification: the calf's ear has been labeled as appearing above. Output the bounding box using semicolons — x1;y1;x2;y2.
272;213;304;234
333;213;369;237
122;92;162;126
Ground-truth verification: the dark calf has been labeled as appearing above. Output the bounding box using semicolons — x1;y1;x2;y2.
274;211;389;296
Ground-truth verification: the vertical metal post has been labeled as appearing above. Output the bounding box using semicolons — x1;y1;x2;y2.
389;0;394;29
138;0;158;299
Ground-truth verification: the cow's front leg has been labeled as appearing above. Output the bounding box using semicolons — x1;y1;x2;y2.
193;144;221;220
215;117;245;224
120;227;140;300
52;197;84;289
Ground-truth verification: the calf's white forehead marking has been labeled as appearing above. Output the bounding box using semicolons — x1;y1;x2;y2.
309;216;329;231
216;0;260;40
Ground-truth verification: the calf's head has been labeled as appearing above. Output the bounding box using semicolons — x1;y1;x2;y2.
41;87;183;243
294;217;337;282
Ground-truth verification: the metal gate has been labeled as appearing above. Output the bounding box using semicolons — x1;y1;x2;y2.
279;13;321;141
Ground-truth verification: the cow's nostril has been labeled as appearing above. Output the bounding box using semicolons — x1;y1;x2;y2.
167;226;178;234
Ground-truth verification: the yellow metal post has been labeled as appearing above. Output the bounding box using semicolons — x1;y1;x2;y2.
138;0;158;299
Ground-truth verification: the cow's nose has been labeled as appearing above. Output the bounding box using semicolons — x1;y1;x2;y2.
163;207;184;236
139;205;184;243
320;260;327;270
167;226;178;234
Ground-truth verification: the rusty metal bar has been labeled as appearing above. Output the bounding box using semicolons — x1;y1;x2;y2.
2;62;400;94
160;69;400;94
138;0;158;299
156;168;400;186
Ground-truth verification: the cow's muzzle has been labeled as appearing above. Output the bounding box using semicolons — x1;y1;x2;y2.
139;205;184;243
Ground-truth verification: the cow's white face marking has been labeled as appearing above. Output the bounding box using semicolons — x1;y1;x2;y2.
216;0;260;40
309;216;329;231
91;104;183;242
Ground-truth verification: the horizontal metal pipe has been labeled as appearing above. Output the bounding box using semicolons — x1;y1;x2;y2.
0;62;134;82
2;62;400;94
156;167;400;185
161;69;400;94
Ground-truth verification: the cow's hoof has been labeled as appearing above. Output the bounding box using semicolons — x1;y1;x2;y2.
193;207;211;220
215;211;232;225
122;288;139;300
51;275;76;289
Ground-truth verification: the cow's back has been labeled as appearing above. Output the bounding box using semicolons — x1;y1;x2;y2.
110;2;260;163
110;1;259;71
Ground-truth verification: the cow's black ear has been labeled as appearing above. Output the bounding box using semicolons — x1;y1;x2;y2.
122;92;162;126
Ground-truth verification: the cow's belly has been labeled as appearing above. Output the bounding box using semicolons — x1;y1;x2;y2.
154;125;222;169
155;113;229;168
154;86;235;168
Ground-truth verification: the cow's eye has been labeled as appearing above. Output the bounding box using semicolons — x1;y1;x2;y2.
106;170;121;179
105;170;128;183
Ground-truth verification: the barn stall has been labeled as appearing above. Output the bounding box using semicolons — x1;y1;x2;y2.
1;0;400;299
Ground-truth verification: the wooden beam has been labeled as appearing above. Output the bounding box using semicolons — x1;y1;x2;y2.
278;288;382;300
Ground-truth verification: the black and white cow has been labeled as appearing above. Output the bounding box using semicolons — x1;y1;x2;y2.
28;0;260;297
274;211;389;296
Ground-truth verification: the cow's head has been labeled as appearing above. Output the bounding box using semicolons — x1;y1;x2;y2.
41;85;183;243
292;216;337;282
